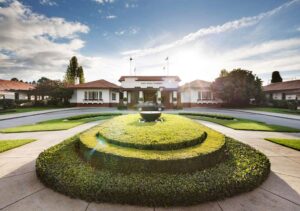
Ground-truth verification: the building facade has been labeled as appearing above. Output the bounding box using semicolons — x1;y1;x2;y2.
119;76;180;108
69;79;120;107
0;79;34;101
69;76;221;108
180;80;222;107
263;80;300;101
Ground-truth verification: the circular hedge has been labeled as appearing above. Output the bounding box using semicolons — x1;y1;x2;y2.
96;114;207;150
36;135;270;207
78;115;226;173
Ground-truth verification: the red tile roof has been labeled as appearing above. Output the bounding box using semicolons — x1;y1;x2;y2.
180;80;211;90
68;79;120;89
0;79;34;91
263;80;300;92
118;76;181;82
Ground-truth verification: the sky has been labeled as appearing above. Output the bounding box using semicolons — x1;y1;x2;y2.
0;0;300;85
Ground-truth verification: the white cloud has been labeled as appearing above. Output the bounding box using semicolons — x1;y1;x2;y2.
106;15;117;19
39;0;57;6
115;27;139;36
122;0;300;57
0;1;90;80
125;3;138;8
93;0;114;4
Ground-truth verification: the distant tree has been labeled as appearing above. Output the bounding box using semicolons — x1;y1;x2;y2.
37;77;50;84
219;69;229;77
64;56;85;84
271;71;283;83
11;78;19;82
78;66;85;83
212;68;263;106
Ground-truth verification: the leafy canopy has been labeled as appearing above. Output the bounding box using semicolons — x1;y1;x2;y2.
212;68;263;106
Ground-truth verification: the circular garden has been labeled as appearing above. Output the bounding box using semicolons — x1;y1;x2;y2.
36;114;270;207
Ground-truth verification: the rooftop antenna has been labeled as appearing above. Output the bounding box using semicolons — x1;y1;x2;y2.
129;57;133;75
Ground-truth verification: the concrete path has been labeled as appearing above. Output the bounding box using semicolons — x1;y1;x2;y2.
232;109;300;121
0;120;300;210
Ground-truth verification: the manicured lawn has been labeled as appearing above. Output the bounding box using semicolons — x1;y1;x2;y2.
97;114;207;150
246;107;300;115
0;113;121;133
0;139;36;153
183;114;300;132
265;138;300;150
0;107;57;115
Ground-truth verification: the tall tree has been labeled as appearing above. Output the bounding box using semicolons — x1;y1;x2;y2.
64;56;85;84
212;68;263;106
271;71;283;83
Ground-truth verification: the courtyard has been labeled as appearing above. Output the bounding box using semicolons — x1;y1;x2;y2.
0;107;299;211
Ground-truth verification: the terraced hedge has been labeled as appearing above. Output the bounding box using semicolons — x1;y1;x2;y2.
36;136;270;207
97;114;207;150
78;115;226;173
179;112;235;120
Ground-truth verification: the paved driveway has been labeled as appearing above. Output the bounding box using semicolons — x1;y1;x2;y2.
0;112;300;210
0;107;300;130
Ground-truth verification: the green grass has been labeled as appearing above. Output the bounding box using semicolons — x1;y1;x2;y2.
0;107;57;115
183;114;300;132
246;107;300;115
265;138;300;150
97;114;206;150
36;135;270;207
0;113;122;133
0;139;36;153
79;118;226;173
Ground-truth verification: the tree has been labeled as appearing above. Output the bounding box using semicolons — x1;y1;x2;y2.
64;56;85;84
37;77;50;84
211;68;263;106
271;71;283;83
219;69;229;77
11;78;19;81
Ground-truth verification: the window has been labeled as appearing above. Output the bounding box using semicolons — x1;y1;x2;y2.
85;91;100;101
202;91;211;100
198;91;201;100
112;92;116;101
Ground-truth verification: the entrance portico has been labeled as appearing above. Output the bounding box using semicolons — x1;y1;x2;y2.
119;76;181;108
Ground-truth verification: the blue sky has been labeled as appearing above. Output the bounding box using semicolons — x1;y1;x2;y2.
0;0;300;84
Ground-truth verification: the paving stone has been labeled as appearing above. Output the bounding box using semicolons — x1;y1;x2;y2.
0;172;44;209
87;203;153;211
2;185;88;211
218;188;300;211
156;202;221;211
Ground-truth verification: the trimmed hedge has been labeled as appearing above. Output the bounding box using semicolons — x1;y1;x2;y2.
96;114;207;150
78;123;226;173
66;113;122;120
36;136;270;207
179;112;235;120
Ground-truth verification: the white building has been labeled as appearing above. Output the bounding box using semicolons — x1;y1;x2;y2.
119;76;180;109
69;79;120;107
263;80;300;100
0;79;34;101
180;80;222;107
69;76;223;108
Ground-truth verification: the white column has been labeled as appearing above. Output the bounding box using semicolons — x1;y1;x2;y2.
200;91;203;100
139;91;143;102
123;91;128;105
173;91;177;104
157;90;161;104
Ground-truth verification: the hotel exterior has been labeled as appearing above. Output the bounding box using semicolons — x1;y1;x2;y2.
69;75;222;108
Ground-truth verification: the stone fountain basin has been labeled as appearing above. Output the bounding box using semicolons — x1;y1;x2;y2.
140;111;162;122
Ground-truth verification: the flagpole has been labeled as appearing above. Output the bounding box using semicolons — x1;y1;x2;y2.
129;57;133;75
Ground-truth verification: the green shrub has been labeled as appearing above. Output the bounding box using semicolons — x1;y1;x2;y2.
36;136;270;207
95;114;207;150
66;113;122;120
78;117;226;173
179;112;235;120
117;105;128;110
